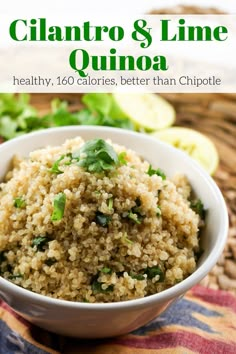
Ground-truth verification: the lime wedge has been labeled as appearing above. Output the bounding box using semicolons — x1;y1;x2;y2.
152;127;219;175
112;93;175;131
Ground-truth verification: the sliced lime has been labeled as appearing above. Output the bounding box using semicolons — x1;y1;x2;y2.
112;93;175;131
152;127;219;175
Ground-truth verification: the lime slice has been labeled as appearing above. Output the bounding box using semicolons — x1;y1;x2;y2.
152;127;219;175
112;93;175;131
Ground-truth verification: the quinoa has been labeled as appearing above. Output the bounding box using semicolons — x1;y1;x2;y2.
0;137;202;303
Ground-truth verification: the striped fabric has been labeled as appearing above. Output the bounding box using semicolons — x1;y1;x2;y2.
1;285;236;354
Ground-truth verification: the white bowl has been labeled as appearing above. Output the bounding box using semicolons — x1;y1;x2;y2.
0;126;228;338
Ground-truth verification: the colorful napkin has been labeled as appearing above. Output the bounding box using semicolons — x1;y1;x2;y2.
1;285;236;354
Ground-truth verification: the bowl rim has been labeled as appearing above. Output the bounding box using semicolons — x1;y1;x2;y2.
0;126;229;310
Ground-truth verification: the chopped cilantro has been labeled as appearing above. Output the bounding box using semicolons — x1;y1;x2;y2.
32;236;50;251
73;139;119;173
51;192;66;221
145;266;164;281
147;165;166;180
190;199;205;220
13;197;26;209
95;212;111;227
156;205;162;216
49;155;65;174
8;274;23;280
127;211;142;224
91;275;114;294
101;267;112;274
118;151;127;166
121;233;133;245
130;272;145;280
108;198;113;210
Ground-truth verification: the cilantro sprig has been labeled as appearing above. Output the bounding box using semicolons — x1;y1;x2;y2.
51;192;66;221
73;139;124;173
0;93;133;142
147;165;166;180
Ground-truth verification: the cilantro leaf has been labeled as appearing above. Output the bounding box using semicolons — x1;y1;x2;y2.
144;266;164;281
100;267;112;274
147;165;166;180
13;197;26;209
190;199;205;220
50;155;65;175
32;236;50;251
130;272;145;280
51;192;66;221
74;139;119;173
95;212;111;227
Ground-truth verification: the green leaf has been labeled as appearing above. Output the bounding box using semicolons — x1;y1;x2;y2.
8;274;23;280
107;198;113;210
190;199;205;220
130;272;145;280
51;193;66;221
13;197;26;209
121;233;133;245
91;279;114;294
49;99;80;126
156;205;162;216
32;236;50;251
74;139;119;173
118;152;127;166
95;212;111;227
147;165;166;180
101;267;112;274
81;94;134;130
49;155;65;175
144;266;164;281
0;116;18;140
127;211;142;224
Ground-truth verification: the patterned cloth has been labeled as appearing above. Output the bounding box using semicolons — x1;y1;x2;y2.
1;285;236;354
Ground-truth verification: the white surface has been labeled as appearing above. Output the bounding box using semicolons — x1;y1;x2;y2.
2;0;236;13
0;126;228;338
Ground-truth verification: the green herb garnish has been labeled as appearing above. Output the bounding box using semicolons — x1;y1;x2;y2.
73;139;119;173
108;198;113;210
127;211;142;224
147;165;166;180
121;233;133;245
8;274;23;280
190;199;205;220
13;197;26;209
118;152;127;166
91;275;114;294
156;205;162;216
101;267;112;274
144;266;164;281
95;212;111;227
51;192;66;221
49;155;65;174
32;236;50;251
0;93;134;142
130;272;145;280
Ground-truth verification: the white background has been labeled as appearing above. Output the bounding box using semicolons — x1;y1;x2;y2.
2;1;236;14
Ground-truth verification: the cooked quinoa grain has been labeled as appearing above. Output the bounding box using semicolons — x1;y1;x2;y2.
0;137;202;302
